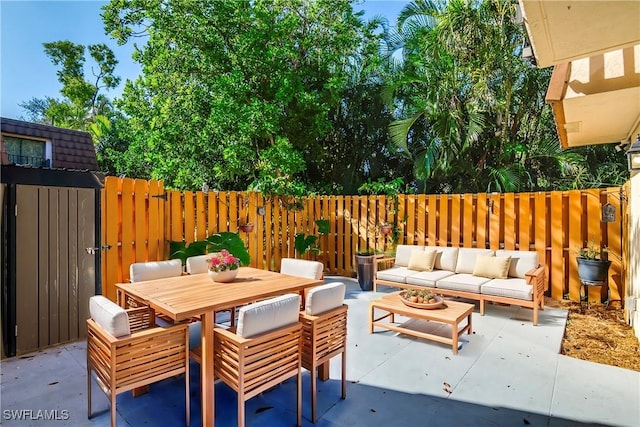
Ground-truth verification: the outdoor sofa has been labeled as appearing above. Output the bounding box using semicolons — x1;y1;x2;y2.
375;245;547;325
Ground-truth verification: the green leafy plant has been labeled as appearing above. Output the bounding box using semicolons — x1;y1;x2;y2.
576;240;608;260
294;233;320;256
316;218;330;235
170;232;250;266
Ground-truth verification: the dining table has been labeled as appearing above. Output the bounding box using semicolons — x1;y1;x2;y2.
115;266;324;427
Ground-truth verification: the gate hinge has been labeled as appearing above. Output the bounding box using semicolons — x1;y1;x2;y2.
151;193;168;201
15;325;18;337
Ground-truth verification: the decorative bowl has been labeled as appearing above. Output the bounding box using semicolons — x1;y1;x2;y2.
208;269;238;283
398;291;445;309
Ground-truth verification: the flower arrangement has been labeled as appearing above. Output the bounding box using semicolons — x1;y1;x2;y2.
208;249;241;272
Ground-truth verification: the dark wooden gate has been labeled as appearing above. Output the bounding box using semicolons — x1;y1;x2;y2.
1;166;102;357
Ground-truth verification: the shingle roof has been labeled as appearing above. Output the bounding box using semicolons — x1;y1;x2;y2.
1;117;98;170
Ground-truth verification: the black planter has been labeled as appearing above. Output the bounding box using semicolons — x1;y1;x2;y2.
355;254;375;291
576;257;611;283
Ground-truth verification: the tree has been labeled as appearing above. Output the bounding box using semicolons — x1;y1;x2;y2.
102;0;378;191
20;41;120;132
386;0;624;192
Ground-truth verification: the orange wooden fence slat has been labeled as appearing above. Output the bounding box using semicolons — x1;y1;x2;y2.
489;193;501;251
427;195;437;246
550;192;564;299
504;192;515;250
568;190;582;301
121;179;134;279
463;194;473;248
476;193;487;249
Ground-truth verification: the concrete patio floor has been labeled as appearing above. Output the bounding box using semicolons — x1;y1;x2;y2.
1;277;638;427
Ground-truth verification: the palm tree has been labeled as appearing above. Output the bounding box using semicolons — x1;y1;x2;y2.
387;0;580;193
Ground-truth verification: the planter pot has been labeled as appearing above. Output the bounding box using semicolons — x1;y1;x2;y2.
355;254;375;291
208;269;238;283
239;224;254;233
380;225;393;235
576;257;611;283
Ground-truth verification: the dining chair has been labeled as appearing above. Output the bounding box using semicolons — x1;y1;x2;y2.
299;282;348;422
123;259;184;308
86;296;190;427
191;293;303;427
280;258;324;280
185;254;211;274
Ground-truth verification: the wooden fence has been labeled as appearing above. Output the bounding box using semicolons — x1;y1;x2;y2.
101;176;628;306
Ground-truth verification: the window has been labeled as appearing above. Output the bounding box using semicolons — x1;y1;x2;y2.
3;136;49;167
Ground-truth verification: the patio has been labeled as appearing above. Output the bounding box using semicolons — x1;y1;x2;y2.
1;277;638;427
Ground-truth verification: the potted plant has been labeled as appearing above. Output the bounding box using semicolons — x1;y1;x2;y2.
576;240;611;283
207;249;241;282
379;223;393;236
355;249;376;291
239;223;254;233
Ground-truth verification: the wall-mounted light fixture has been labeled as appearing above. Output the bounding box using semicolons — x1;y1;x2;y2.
627;134;640;171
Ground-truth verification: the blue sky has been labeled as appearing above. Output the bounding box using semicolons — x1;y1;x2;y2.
1;0;409;120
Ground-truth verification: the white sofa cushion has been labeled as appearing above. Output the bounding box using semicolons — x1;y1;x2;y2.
305;282;345;315
236;293;300;338
473;255;511;279
130;259;183;282
455;248;494;274
496;250;539;278
377;266;418;283
280;258;324;280
481;278;533;301
405;269;456;287
436;273;492;293
186;254;213;274
395;245;426;267
89;296;130;337
425;246;459;271
407;249;437;271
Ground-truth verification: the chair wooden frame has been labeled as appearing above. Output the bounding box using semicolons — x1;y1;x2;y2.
210;323;302;427
87;306;190;427
299;304;348;422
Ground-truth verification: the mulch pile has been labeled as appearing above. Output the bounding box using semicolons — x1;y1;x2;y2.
548;298;640;372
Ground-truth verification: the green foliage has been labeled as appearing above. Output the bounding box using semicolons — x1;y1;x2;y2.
294;233;320;256
102;0;373;191
170;232;250;266
20;41;120;134
358;178;405;197
315;219;330;235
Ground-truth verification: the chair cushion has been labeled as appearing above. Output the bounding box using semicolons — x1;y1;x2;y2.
405;269;456;287
280;258;324;280
186;254;213;274
436;273;491;293
473;255;511;279
425;246;459;271
407;249;437;272
305;282;345;315
89;296;130;337
496;250;539;278
455;248;495;274
394;245;426;267
236;293;301;338
130;259;183;282
481;278;533;301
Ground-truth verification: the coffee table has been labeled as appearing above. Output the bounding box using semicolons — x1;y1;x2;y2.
369;292;474;354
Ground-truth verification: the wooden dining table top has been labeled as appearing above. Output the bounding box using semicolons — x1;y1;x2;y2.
115;266;323;322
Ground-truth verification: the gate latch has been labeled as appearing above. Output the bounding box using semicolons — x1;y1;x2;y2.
85;245;112;255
